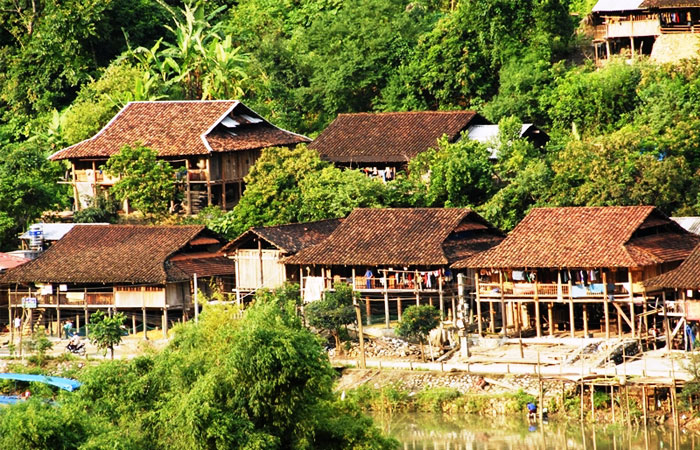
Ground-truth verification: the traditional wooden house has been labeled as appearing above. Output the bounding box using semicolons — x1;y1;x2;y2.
590;0;700;62
50;100;309;214
220;219;342;300
453;206;700;339
284;208;505;327
0;225;233;336
644;243;700;349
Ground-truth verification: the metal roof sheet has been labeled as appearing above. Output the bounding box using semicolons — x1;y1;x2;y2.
592;0;644;12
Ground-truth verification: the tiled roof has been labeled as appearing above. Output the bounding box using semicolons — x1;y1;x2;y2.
645;244;700;289
285;208;503;266
222;219;343;255
1;225;226;284
170;254;234;278
309;111;488;164
50;101;309;161
639;0;700;8
454;206;698;269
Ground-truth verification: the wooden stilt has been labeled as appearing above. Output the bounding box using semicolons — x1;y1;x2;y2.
535;281;541;337
548;302;554;337
583;304;588;337
569;300;575;338
603;272;610;339
383;270;390;329
499;270;507;335
397;297;402;321
489;301;496;334
628;270;635;337
365;297;371;327
475;273;483;336
618;307;623;338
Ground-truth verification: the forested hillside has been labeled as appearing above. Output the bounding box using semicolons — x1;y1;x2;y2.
1;0;700;245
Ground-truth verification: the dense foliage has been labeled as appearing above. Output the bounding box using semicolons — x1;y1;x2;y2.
3;0;700;247
0;300;396;449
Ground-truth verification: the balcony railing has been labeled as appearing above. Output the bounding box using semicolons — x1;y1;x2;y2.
476;281;637;300
9;291;115;306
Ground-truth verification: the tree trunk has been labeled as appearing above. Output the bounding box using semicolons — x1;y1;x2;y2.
333;332;341;356
419;337;425;362
110;344;114;360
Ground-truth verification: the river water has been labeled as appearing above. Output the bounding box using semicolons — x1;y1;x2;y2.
372;413;698;449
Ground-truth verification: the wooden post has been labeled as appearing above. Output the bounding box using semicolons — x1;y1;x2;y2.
142;286;148;341
583;304;588;337
8;288;12;343
162;307;168;339
365;297;371;327
538;351;544;423
499;270;507;335
569;274;575;338
221;155;227;209
534;280;541;337
354;297;366;369
414;270;420;306
383;270;390;329
397;297;402;321
132;314;136;335
185;159;192;215
591;383;595;421
438;273;444;320
205;157;212;207
71;162;80;210
475;273;483;335
548;302;554;337
642;385;648;423
84;287;89;338
257;239;264;289
618;307;623;338
603;271;610;339
489;301;496;334
628;269;636;337
663;291;672;353
56;288;61;339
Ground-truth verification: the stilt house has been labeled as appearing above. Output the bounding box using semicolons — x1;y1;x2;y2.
0;225;233;336
284;208;505;327
220;219;342;301
453;206;700;339
50;100;309;214
645;243;700;349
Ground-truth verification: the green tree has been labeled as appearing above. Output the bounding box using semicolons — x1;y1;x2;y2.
88;311;126;360
104;144;176;217
306;283;358;354
212;145;328;237
131;1;249;100
395;305;440;362
0;143;67;249
408;135;495;208
298;167;388;222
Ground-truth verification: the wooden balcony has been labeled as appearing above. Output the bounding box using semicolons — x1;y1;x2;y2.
476;281;643;302
9;291;115;307
594;19;660;40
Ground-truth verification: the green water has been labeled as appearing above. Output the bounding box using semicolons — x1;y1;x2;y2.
373;413;698;449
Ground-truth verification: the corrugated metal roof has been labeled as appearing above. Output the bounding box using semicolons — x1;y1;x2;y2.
672;217;700;235
19;223;110;242
592;0;644;12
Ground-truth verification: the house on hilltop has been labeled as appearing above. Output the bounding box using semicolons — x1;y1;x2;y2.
221;219;342;300
0;225;233;337
284;208;505;328
590;0;700;63
308;111;548;179
453;206;700;339
50;100;309;214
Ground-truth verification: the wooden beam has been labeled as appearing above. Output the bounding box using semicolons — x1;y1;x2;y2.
475;273;483;336
548;302;554;337
499;270;507;335
534;281;541;337
612;302;634;330
603;271;610;339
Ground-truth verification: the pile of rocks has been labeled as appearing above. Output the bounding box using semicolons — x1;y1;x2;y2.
344;336;429;360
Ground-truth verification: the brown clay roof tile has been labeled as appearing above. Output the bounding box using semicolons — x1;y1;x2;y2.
222;219;343;255
454;206;698;269
284;208;503;266
309;111;488;164
1;225;229;284
644;244;700;289
50;101;309;161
